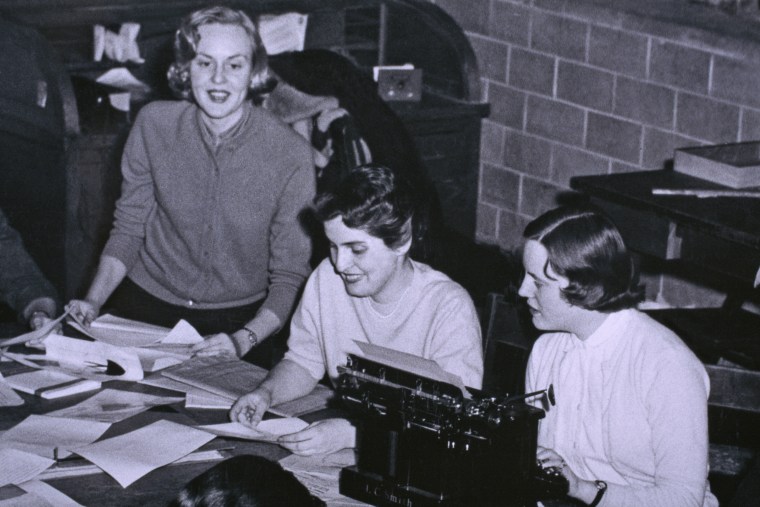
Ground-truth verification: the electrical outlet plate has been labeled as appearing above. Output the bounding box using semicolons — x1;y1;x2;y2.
377;68;422;102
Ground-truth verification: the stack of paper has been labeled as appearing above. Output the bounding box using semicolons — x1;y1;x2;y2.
160;356;333;417
5;370;101;399
69;315;203;372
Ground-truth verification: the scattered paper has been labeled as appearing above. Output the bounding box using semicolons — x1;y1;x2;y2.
185;391;232;410
161;356;268;400
73;420;214;488
0;492;50;507
0;373;23;406
93;23;144;64
5;369;101;400
280;449;368;506
18;480;84;507
45;335;143;381
0;308;70;348
0;415;110;459
161;356;333;416
69;314;168;346
47;388;182;423
197;418;308;442
258;13;308;55
280;448;357;475
0;448;54;487
161;320;203;345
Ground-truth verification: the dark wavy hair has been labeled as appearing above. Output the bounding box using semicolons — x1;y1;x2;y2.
313;164;414;250
167;6;271;100
523;205;644;312
168;455;324;507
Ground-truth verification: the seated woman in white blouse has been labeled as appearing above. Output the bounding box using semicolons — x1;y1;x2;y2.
521;205;718;507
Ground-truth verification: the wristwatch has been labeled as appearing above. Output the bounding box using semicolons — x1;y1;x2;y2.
589;480;607;507
243;327;259;348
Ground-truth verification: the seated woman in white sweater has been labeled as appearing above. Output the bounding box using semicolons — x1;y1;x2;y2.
521;205;718;507
230;164;483;456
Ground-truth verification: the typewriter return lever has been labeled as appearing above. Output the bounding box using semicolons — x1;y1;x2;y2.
504;384;555;408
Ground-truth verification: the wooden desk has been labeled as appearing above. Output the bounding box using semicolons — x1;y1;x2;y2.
571;169;760;367
571;169;760;292
0;360;292;506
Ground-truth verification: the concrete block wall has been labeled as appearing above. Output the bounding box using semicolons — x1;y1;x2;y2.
424;0;760;305
429;0;760;257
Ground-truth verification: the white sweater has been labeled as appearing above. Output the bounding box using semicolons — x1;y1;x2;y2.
526;309;718;507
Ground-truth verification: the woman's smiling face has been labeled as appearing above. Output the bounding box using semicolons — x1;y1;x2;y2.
323;216;409;304
190;23;254;133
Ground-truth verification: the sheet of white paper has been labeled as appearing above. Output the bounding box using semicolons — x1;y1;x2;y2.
355;341;466;394
290;470;370;506
161;319;203;344
0;448;54;487
0;492;50;507
132;346;191;373
96;68;149;92
19;480;84;507
4;369;81;395
45;335;143;381
47;388;182;423
70;314;168;347
73;420;214;488
197;418;307;442
185;391;232;410
280;448;357;476
0;309;70;347
0;373;23;406
258;13;308;55
0;415;110;459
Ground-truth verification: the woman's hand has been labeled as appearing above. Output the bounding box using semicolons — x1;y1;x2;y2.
192;333;238;357
537;446;598;503
277;418;356;456
66;300;100;326
230;387;273;428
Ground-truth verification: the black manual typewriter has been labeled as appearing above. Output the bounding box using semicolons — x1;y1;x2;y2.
336;354;567;507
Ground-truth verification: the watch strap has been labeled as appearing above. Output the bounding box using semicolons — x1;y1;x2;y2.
589;480;607;507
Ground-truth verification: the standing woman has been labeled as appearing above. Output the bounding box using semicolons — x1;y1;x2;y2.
68;6;315;365
521;206;718;507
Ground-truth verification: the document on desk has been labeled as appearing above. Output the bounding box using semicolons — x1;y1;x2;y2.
0;415;111;459
280;449;369;506
161;356;334;416
17;480;84;507
0;373;23;406
0;448;54;487
197;418;308;442
46;388;183;423
72;419;215;488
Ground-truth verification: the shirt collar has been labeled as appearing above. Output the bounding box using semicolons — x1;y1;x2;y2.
197;102;253;148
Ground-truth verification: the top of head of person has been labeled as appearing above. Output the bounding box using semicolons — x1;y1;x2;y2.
312;163;417;305
168;455;325;507
166;6;272;134
518;204;644;338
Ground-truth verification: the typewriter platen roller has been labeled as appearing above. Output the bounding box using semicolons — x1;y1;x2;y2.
337;354;567;506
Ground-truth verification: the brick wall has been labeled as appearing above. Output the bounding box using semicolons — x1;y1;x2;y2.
429;0;760;252
428;0;760;305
